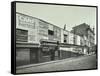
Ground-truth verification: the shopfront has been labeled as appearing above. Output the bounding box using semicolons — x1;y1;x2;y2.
40;40;60;61
16;43;40;66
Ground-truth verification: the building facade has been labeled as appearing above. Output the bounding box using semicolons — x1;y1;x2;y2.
16;12;61;66
16;13;95;67
71;23;95;54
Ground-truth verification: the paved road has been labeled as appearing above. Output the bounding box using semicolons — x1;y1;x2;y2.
16;54;97;73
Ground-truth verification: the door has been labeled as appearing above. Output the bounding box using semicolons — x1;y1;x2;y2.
30;48;38;64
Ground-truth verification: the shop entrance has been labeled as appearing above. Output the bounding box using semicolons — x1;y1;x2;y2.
30;48;38;64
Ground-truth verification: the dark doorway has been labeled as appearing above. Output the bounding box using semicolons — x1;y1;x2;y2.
30;48;38;64
50;49;55;61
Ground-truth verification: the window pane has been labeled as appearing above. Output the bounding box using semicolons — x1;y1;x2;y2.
48;30;54;35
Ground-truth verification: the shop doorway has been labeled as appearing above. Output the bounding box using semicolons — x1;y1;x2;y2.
30;48;38;64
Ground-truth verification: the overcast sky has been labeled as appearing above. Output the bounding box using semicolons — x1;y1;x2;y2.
16;3;96;31
16;3;97;43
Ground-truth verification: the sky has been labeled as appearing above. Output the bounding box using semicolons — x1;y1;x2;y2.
16;3;97;43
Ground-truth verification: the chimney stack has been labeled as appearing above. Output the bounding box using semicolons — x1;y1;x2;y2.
93;27;94;33
64;24;66;30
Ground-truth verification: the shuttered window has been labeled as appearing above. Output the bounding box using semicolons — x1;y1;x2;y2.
16;29;28;42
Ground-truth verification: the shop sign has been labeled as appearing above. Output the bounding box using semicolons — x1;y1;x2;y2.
42;47;49;51
18;14;36;29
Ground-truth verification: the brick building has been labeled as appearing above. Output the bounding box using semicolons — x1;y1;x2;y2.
71;23;95;54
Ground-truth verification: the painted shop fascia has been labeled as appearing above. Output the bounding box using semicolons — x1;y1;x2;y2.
16;12;95;67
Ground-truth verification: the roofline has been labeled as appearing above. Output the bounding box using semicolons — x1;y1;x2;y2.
72;23;95;35
16;12;65;30
87;27;95;35
16;12;87;37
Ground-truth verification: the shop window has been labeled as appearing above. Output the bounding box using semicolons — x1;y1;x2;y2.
42;47;50;56
16;29;28;42
55;51;58;56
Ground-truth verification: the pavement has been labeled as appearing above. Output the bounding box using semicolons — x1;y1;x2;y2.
16;54;97;74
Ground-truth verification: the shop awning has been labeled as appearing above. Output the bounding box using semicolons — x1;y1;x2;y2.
16;42;39;48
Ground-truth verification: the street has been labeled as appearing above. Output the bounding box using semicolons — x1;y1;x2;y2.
16;54;97;73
